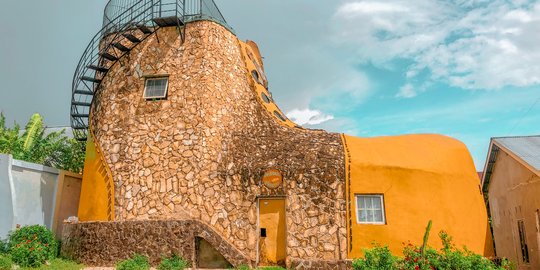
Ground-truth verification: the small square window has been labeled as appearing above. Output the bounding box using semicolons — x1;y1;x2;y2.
356;194;385;224
144;77;168;99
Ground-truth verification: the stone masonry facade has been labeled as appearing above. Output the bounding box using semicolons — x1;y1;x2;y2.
76;20;347;267
62;220;251;266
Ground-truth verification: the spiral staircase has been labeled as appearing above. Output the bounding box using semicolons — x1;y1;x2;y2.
70;0;232;141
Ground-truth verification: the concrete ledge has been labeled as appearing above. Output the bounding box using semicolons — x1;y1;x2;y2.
12;159;59;174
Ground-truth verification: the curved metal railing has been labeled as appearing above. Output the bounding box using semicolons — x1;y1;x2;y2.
70;0;232;141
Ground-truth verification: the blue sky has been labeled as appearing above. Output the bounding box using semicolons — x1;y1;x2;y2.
1;0;539;169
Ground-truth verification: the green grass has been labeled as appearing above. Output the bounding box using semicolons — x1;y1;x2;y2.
18;258;84;270
0;254;12;270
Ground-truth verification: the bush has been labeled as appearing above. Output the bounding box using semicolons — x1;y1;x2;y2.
0;240;7;254
352;245;397;270
353;225;512;270
0;254;12;270
158;254;189;270
116;254;150;270
8;225;58;267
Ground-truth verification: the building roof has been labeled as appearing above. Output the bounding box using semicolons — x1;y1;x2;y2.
482;135;540;192
493;136;540;170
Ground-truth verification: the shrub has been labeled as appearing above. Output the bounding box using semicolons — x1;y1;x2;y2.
8;225;58;267
0;254;12;270
0;239;7;254
352;245;397;270
116;254;150;270
353;222;513;270
158;254;189;270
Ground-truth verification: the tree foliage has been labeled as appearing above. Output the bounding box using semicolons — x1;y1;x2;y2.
0;113;85;172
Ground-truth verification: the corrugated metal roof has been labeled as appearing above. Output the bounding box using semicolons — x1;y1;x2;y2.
493;135;540;170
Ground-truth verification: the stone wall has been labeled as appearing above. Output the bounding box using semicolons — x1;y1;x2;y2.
61;220;251;266
89;20;347;265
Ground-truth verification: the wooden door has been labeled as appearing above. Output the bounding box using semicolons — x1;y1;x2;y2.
258;198;286;266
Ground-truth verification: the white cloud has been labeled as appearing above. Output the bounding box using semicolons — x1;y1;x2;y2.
337;2;410;16
333;0;540;92
396;83;417;98
286;108;335;126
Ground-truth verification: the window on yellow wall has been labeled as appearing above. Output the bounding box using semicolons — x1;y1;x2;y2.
356;195;386;224
518;220;530;263
261;92;271;103
273;111;286;122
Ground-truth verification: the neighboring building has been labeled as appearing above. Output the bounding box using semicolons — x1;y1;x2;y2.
61;0;494;268
0;154;82;240
482;136;540;270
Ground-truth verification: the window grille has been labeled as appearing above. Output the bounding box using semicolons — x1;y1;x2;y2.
356;195;386;224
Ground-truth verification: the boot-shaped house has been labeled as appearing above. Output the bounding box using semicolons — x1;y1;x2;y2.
63;0;494;268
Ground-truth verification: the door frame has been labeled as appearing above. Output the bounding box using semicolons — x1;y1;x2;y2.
256;196;287;267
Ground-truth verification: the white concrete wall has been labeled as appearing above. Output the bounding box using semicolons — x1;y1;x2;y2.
0;154;60;240
0;155;15;240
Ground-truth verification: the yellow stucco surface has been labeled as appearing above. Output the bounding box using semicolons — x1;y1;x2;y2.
239;41;297;128
343;134;494;258
78;133;115;221
259;198;286;265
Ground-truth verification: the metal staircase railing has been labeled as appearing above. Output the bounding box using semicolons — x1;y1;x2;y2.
70;0;231;141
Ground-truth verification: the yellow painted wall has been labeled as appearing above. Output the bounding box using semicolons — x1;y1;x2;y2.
259;198;286;266
238;40;298;128
343;134;494;258
78;132;115;221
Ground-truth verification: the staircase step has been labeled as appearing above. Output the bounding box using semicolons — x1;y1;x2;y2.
71;114;89;118
72;101;91;106
153;16;184;27
137;24;153;34
74;89;93;95
113;42;130;52
87;65;109;73
99;52;118;61
72;125;88;130
123;33;141;43
81;76;102;84
76;137;88;142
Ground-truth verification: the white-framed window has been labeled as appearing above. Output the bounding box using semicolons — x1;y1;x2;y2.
143;77;169;99
356;194;386;224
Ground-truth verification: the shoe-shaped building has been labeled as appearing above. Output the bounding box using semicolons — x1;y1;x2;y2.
62;0;494;268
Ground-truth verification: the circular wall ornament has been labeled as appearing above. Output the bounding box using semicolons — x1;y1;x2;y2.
262;169;283;189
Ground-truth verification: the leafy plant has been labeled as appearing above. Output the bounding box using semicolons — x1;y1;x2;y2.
353;221;513;270
0;254;11;270
352;245;398;270
7;225;58;267
116;254;150;270
158;254;189;270
19;258;84;270
0;113;85;172
0;239;7;254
